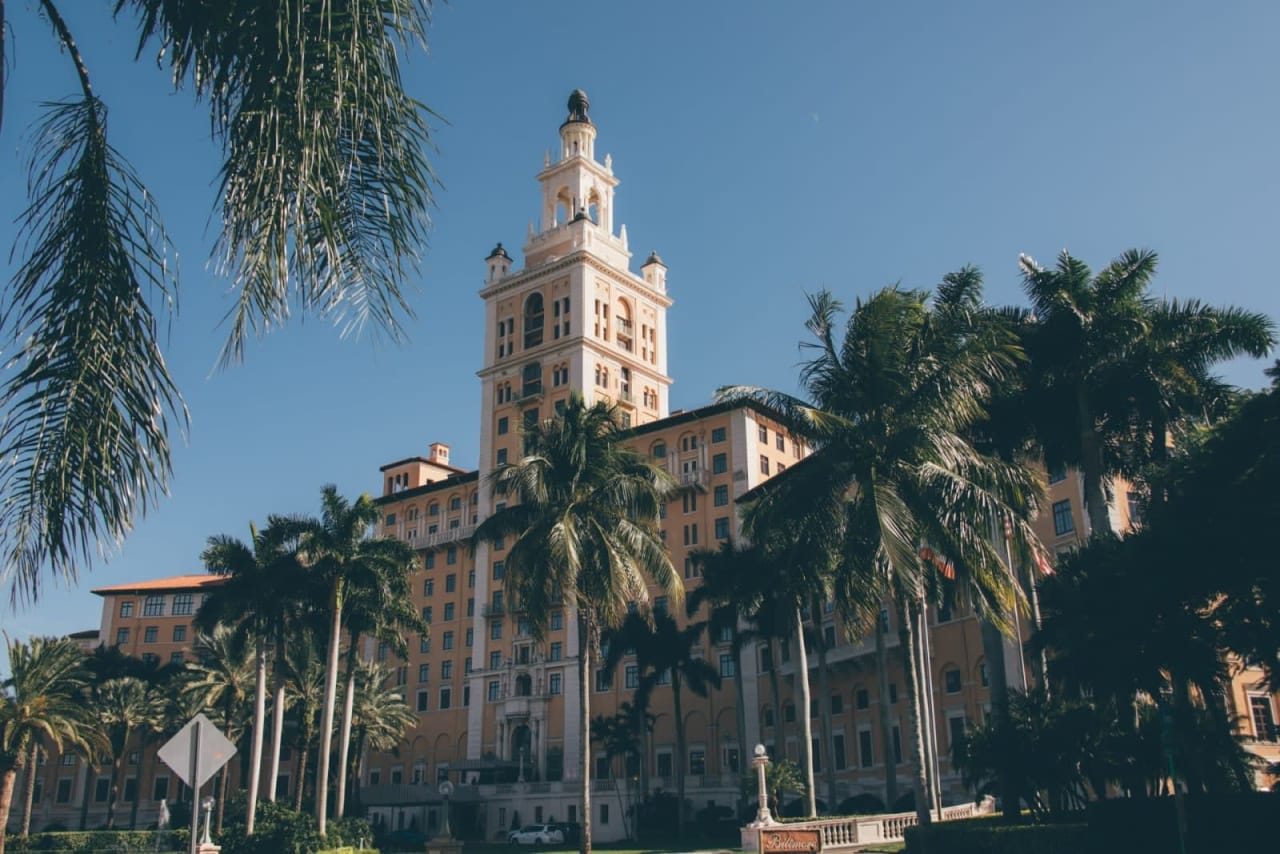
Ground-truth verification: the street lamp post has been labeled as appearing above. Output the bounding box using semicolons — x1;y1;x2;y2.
748;744;775;828
438;780;454;840
200;796;216;845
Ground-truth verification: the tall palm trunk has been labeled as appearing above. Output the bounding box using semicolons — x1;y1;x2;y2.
673;672;686;839
875;618;898;807
897;600;930;827
813;600;837;811
19;743;37;836
317;583;344;837
335;633;362;819
578;615;593;854
78;763;93;830
267;635;288;802
294;739;310;812
1;767;19;854
916;602;942;816
246;636;269;833
106;748;126;829
731;635;749;818
768;639;785;752
1076;384;1112;537
980;619;1015;819
794;609;816;817
129;733;152;829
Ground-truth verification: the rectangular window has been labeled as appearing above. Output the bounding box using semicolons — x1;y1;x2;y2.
688;749;706;775
170;651;184;664
488;680;500;701
444;602;455;621
493;560;505;580
776;434;786;451
719;654;736;678
682;491;698;513
56;778;73;804
712;453;727;474
497;448;508;465
422;606;433;624
441;660;453;680
95;778;110;802
170;625;186;643
385;513;397;526
758;425;768;442
171;594;194;616
859;729;874;768
944;668;962;693
600;803;610;825
948;715;967;750
447;548;458;567
466;628;474;647
142;596;165;617
833;733;847;771
446;573;457;591
831;694;844;715
892;724;903;763
714;517;730;540
491;621;503;640
442;631;454;650
497;416;509;435
550;610;564;631
855;687;870;710
119;601;134;618
760;455;770;475
549;673;563;695
760;644;772;672
550;642;563;662
1251;695;1277;742
595;668;613;692
143;626;158;643
714;484;729;507
439;686;452;710
425;553;436;570
116;628;130;645
152;776;169;802
419;664;430;683
711;427;726;443
467;598;475;617
656;752;673;778
624;664;640;689
1052;499;1074;535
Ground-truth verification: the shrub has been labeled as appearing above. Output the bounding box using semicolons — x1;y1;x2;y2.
5;829;189;852
904;820;1087;854
1087;794;1277;854
216;798;322;854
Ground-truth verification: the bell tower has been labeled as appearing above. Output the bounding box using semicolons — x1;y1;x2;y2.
468;90;675;764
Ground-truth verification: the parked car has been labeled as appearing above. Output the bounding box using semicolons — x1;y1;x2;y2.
549;821;580;845
508;824;566;845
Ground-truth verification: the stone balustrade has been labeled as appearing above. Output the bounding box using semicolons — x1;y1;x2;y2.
740;796;994;852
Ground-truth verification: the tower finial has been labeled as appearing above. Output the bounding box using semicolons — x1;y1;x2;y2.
563;89;591;127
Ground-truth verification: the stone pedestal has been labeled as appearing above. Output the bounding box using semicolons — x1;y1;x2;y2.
196;844;221;854
426;838;465;854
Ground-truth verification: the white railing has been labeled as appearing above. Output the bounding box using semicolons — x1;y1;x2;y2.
741;796;994;852
421;524;476;548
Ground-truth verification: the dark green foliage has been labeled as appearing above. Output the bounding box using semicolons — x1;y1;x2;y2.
5;829;189;852
215;797;322;854
1086;793;1278;854
904;820;1087;854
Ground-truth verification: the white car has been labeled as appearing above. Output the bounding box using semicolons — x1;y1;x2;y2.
508;824;565;845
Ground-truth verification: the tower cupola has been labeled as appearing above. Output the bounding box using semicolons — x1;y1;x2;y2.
641;250;667;292
559;89;597;161
485;242;512;283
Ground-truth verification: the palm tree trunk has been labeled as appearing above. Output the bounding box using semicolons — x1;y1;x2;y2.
731;636;749;819
794;609;816;817
106;747;127;830
247;636;269;834
317;584;344;837
1076;384;1112;537
1;767;19;854
78;763;93;831
578;615;593;854
813;601;837;811
916;602;942;816
217;762;231;833
19;742;37;836
270;637;290;804
897;600;930;827
335;637;361;819
294;739;309;812
980;619;1016;820
673;673;686;839
768;639;785;751
875;619;898;808
129;735;148;829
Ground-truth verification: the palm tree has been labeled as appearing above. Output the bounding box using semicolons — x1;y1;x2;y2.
1017;249;1273;537
0;635;98;854
0;1;438;604
332;549;427;819
90;677;164;830
283;641;328;813
474;392;679;854
197;521;309;833
604;609;721;838
282;484;420;836
182;626;255;830
721;273;1048;825
347;660;416;811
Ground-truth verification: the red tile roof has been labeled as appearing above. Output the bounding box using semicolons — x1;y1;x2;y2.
91;574;226;596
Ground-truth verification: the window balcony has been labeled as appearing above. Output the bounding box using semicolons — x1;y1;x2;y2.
420;524;476;548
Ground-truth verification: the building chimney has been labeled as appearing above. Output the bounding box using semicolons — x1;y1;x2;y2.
428;442;451;466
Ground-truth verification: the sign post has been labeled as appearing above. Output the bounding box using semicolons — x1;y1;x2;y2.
158;714;237;854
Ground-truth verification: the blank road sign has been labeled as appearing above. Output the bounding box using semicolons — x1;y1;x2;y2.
157;713;237;789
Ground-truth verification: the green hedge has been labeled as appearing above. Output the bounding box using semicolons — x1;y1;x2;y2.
316;849;378;854
5;829;189;852
903;820;1087;854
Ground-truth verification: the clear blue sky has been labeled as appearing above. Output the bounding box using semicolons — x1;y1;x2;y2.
2;1;1277;659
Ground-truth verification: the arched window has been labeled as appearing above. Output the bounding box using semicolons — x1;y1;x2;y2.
524;293;545;349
